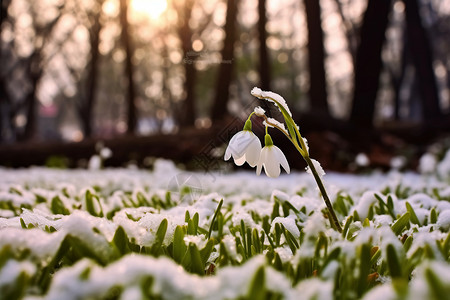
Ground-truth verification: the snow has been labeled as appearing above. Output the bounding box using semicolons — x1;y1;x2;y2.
1;160;450;299
251;87;292;117
437;210;450;230
350;191;378;220
0;259;36;285
272;215;300;238
263;117;289;136
305;159;326;178
253;106;265;116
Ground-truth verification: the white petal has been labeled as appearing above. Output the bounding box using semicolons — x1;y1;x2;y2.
256;148;267;176
227;131;247;157
245;136;262;167
264;148;281;178
234;155;246;166
274;146;290;174
224;145;232;161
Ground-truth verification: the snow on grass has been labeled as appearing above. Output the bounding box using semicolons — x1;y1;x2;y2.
0;159;449;299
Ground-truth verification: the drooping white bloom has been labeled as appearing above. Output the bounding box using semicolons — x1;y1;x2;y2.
256;134;290;178
224;120;261;167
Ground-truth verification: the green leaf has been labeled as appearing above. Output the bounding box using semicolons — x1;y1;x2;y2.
425;267;450;300
386;244;402;278
173;226;187;263
405;202;420;225
51;196;70;215
208;199;223;239
430;207;438;224
200;239;214;266
391;212;410;236
357;243;371;297
112;226;130;256
150;219;168;256
342;216;353;239
247;266;266;299
403;235;413;253
189;243;204;275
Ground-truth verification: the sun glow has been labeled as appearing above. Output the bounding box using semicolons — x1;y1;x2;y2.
130;0;168;20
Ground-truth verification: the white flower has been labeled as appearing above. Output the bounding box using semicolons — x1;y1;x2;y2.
224;121;261;167
256;134;290;178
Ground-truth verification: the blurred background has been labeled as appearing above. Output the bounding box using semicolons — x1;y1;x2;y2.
0;0;449;171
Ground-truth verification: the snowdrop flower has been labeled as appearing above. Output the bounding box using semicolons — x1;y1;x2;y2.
257;134;290;178
224;120;261;167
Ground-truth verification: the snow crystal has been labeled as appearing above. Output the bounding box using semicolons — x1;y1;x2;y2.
251;87;292;117
271;190;290;203
306;159;325;178
253;106;265;116
271;215;300;238
274;246;294;263
350;191;378;220
302;211;327;237
373;214;393;227
321;261;339;280
409;261;450;300
407;230;446;259
295;278;333;300
0;228;65;260
0;259;36;286
263;117;288;135
184;234;207;248
302;137;309;153
138;212;185;246
362;284;397;300
289;195;321;214
437;210;450;230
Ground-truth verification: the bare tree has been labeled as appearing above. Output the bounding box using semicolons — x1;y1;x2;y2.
174;0;196;127
79;0;104;138
119;0;137;134
257;0;271;91
403;0;442;126
350;0;391;129
210;0;239;122
304;0;328;114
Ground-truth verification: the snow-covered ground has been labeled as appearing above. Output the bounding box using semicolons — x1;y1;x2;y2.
0;159;449;299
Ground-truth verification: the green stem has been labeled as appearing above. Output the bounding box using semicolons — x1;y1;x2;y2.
254;91;341;232
303;156;342;233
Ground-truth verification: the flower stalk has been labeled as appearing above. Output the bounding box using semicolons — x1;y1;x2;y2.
250;87;342;232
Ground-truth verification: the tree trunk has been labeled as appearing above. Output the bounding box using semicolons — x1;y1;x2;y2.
350;0;391;129
404;0;442;125
119;0;137;134
177;0;196;127
304;0;328;113
81;1;104;138
210;0;239;121
258;0;271;91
